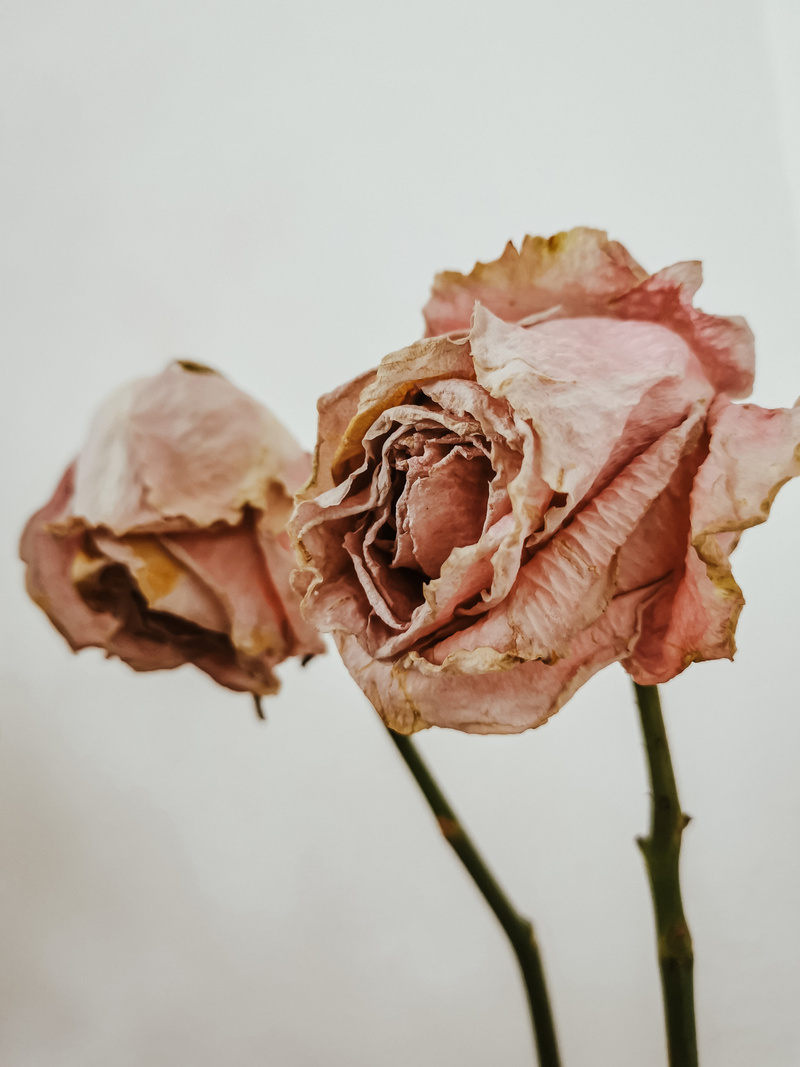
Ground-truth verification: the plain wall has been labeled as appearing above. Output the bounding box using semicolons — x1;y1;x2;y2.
2;2;800;1064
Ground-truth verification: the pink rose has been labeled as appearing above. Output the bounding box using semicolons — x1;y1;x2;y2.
21;360;324;695
291;228;800;734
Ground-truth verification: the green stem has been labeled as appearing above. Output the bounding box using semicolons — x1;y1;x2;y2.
387;728;561;1067
632;682;697;1067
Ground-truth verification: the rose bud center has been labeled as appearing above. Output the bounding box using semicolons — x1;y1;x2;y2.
387;430;493;580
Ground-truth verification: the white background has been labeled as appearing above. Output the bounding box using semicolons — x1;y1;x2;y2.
2;2;800;1064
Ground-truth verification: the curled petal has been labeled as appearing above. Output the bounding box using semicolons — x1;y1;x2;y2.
624;395;800;683
336;584;659;734
424;233;754;402
423;228;648;336
68;361;309;534
92;533;229;634
304;367;378;501
257;524;327;661
162;523;292;660
330;335;473;483
469;306;712;515
429;406;705;665
611;264;755;399
691;396;800;538
20;465;120;651
623;545;740;685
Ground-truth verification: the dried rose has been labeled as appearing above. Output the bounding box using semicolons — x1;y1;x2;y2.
21;360;324;695
291;228;800;733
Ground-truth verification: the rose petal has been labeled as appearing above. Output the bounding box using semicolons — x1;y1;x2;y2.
304;367;378;500
330;335;473;483
401;447;492;578
469;306;712;516
429;405;704;665
69;361;308;533
423;228;648;336
692;396;800;537
19;465;121;651
611;263;755;399
624;395;800;682
163;521;290;661
190;652;280;697
257;523;326;660
92;533;229;634
336;584;658;734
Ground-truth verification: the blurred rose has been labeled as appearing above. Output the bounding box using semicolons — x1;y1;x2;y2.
21;360;324;696
292;228;800;734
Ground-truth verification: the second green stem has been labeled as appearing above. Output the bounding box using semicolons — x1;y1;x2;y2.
633;682;697;1067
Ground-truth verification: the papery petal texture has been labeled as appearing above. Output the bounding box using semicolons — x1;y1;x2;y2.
291;228;800;733
21;361;324;696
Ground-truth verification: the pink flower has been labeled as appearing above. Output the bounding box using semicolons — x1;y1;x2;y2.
21;361;324;695
291;229;800;734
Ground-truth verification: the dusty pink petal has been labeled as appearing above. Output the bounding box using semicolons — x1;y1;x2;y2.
370;525;506;660
294;407;485;644
291;368;548;661
625;395;800;683
292;424;415;640
585;370;709;506
617;446;720;683
363;511;422;624
100;624;194;674
351;452;529;659
469;306;712;515
423;235;754;402
401;380;545;593
19;465;121;651
611;263;755;399
294;388;549;664
87;551;286;693
423;228;648;336
365;408;545;656
687;395;800;664
257;524;326;660
20;474;263;683
399;446;492;578
623;547;736;684
336;584;657;734
375;415;539;649
304;367;379;500
92;530;293;694
344;526;411;630
291;509;376;641
329;335;474;483
418;378;518;444
192;650;280;696
163;523;290;661
92;533;229;634
429;407;704;666
691;396;800;537
614;427;703;597
69;361;309;534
